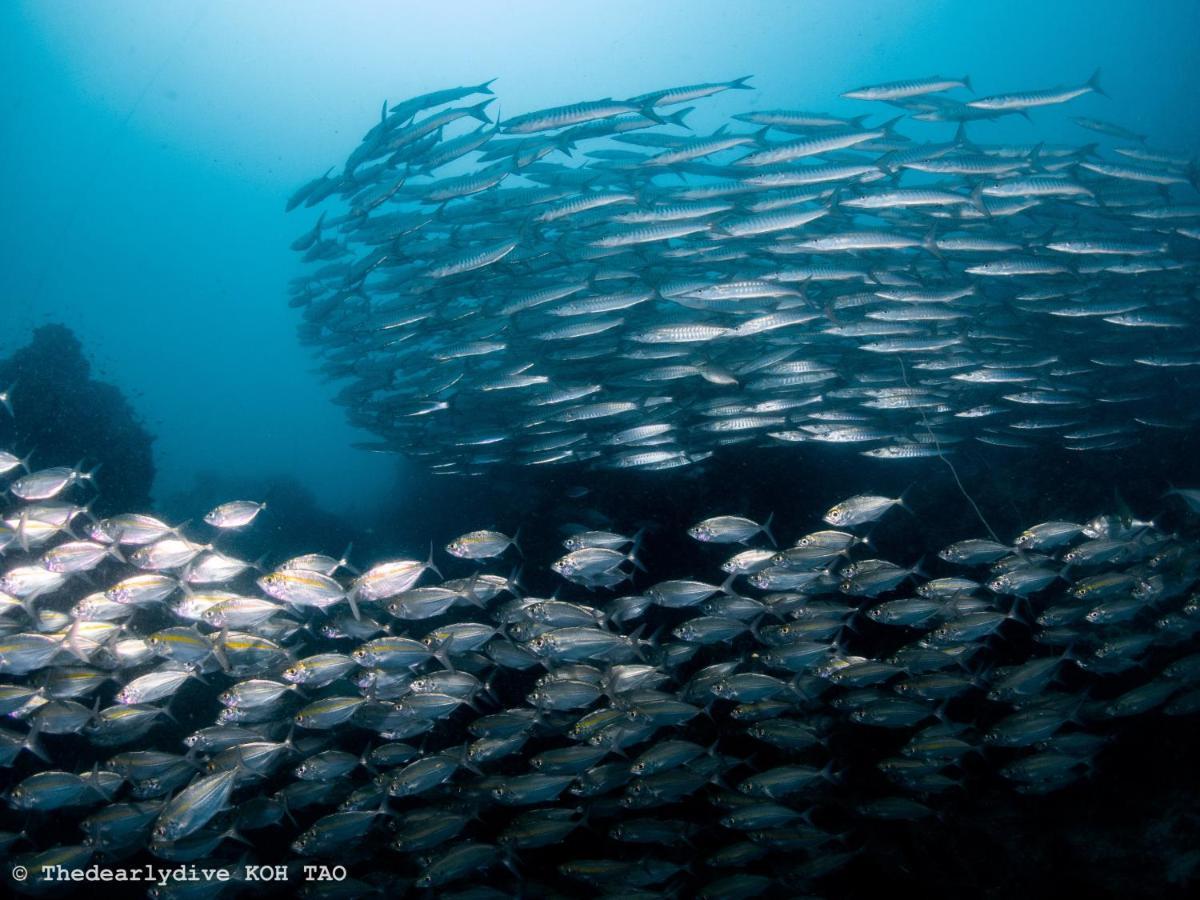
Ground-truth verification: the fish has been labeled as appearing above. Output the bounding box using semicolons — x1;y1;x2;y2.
11;465;97;502
687;513;775;545
1166;487;1200;513
0;427;1195;893
967;70;1106;111
3;66;1200;899
282;75;1199;474
152;770;238;842
823;494;907;528
842;75;972;101
446;529;521;560
203;500;267;529
501;98;661;134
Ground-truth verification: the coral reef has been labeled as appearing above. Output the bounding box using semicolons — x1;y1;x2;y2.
0;324;155;513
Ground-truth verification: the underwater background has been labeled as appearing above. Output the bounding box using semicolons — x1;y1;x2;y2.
3;0;1199;514
2;1;1200;897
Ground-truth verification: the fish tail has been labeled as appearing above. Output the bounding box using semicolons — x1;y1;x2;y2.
760;511;777;548
638;104;666;125
22;720;49;764
468;99;495;123
664;106;694;129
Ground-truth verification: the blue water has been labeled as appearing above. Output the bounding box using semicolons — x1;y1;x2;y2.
2;4;1200;895
2;0;1198;513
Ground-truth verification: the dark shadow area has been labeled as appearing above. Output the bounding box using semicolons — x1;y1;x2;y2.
0;324;156;515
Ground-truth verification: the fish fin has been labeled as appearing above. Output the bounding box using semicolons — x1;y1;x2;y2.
64;620;91;662
729;75;754;90
89;764;117;803
426;541;443;579
1185;160;1200;193
476;77;498;95
282;724;297;754
760;511;776;548
664;106;693;129
168;518;193;541
506;565;524;597
962;74;974;93
638;104;666;125
337;542;358;576
22;720;49;764
346;590;362;622
878;114;904;138
16;509;32;554
875;148;901;175
819;760;844;785
1113;486;1135;527
434;647;457;674
467;98;494;123
1087;68;1107;98
554;132;576;155
922;226;943;260
1005;596;1033;626
510;527;524;559
499;849;522;880
86;694;103;727
223;826;254;847
358;741;377;775
627;623;651;662
279;794;298;828
210;636;230;673
969;183;990;216
953;119;973;150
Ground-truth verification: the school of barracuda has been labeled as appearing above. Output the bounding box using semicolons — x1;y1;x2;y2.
3;393;1200;895
286;72;1199;474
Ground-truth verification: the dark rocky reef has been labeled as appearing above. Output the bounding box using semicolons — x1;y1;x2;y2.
0;324;155;514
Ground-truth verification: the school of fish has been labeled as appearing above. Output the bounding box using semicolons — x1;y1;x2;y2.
3;399;1200;896
286;72;1199;474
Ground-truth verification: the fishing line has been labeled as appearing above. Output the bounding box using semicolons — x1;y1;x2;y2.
898;356;1002;544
